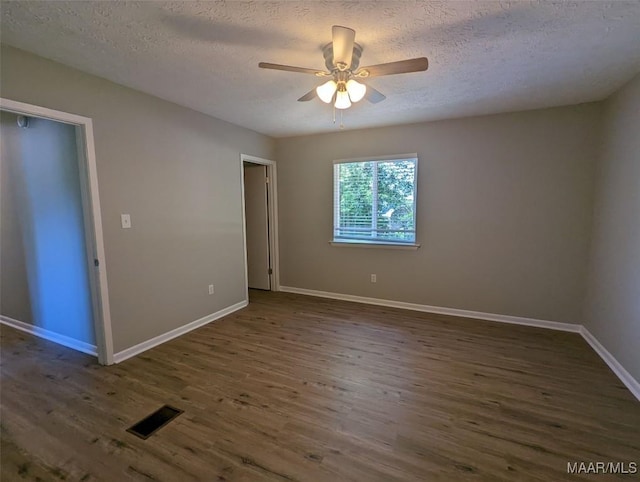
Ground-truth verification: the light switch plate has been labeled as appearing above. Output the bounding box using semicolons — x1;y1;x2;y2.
121;214;131;229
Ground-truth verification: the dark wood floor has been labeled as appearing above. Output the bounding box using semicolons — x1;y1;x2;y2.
1;290;638;481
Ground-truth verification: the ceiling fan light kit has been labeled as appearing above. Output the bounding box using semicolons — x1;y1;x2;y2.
335;87;352;110
317;80;337;103
316;77;367;107
259;25;428;124
345;79;366;103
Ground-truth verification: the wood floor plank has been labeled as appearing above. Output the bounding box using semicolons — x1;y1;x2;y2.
1;290;638;481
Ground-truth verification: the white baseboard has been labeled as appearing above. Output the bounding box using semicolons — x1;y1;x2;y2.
279;286;639;401
0;315;97;356
279;286;580;332
112;300;248;364
580;326;640;401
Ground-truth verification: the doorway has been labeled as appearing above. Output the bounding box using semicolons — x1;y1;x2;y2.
0;98;113;365
241;154;279;297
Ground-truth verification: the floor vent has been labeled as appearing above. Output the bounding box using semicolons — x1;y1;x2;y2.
127;405;183;439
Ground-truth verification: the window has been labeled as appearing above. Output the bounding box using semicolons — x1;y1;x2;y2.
333;154;418;245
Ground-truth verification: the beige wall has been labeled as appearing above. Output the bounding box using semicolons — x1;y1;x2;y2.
3;43;635;381
585;73;640;382
1;45;274;353
275;104;602;324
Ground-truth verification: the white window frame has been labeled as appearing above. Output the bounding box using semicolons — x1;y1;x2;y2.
331;153;420;250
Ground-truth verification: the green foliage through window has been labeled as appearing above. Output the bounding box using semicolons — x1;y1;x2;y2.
333;157;417;243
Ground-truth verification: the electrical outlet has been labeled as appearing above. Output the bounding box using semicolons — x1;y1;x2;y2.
208;284;215;295
121;214;131;229
370;274;377;283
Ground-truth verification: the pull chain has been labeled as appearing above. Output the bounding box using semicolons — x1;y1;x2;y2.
331;105;345;129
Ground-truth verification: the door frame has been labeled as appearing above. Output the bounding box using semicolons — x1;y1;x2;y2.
0;97;114;365
240;154;279;298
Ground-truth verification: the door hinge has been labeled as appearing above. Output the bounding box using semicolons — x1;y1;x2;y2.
268;268;273;275
266;176;269;184
94;259;100;267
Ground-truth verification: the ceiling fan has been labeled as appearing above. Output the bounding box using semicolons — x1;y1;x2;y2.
259;26;428;110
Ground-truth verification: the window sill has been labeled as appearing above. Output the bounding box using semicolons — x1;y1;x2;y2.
329;240;421;250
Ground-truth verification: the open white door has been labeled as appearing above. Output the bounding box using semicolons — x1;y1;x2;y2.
243;163;271;290
0;97;113;365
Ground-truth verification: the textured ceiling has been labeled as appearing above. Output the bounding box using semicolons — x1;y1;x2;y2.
2;1;640;137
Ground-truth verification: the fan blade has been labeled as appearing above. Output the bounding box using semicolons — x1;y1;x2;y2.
364;85;386;104
297;89;317;102
332;25;355;68
357;57;428;77
259;62;326;75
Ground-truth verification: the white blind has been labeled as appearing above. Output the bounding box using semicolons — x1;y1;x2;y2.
333;156;417;243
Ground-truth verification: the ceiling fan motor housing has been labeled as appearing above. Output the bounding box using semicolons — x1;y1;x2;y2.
323;42;363;72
